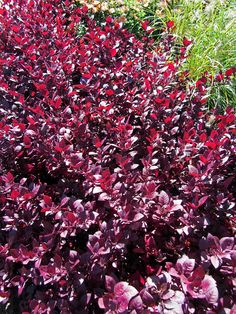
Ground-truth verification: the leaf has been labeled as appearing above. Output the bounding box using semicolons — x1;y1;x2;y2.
73;200;84;211
145;181;157;199
225;67;236;77
206;233;220;249
61;197;70;207
171;290;185;304
10;190;20;199
112;282;139;311
114;282;129;296
98;193;110;201
94;136;103;148
82;73;92;79
159;190;170;205
183;37;192;46
98;298;105;309
162;289;175;300
176;255;195;275
93;186;103;194
141;21;149;31
201;275;218;304
210;256;220;269
220;237;234;251
106;89;114;96
133;213;144;222
43;195;52;206
198;196;208;207
188;165;199;177
205;140;217;150
140;289;155;306
106;16;113;23
67;212;76;223
145;79;151;90
23;135;31;146
189;267;205;285
166;20;174;28
6;172;14;182
23;193;33;200
12;25;20;33
34;83;47;91
54;98;62;109
129;295;143;310
110;48;117;57
164;116;172;124
105;275;117;292
200;133;207;142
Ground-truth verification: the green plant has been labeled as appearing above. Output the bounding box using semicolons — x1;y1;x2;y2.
208;77;236;110
154;0;236;108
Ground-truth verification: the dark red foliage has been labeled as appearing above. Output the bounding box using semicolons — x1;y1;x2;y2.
0;0;236;313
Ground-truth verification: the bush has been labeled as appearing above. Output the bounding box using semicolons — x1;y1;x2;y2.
75;0;163;41
0;0;235;313
76;0;236;109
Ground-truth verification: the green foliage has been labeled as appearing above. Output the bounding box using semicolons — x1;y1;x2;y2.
208;78;236;110
160;0;236;79
149;0;236;109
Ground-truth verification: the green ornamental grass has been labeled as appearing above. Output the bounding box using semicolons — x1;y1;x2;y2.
159;0;236;77
155;0;236;108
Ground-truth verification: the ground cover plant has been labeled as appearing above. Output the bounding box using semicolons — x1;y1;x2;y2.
0;0;236;313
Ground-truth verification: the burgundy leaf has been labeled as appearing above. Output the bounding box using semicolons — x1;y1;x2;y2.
129;295;143;310
201;275;219;304
0;1;235;312
105;275;117;292
110;48;117;57
114;282;129;296
166;20;174;28
159;190;170;205
220;237;234;251
188;165;199;177
189;267;205;285
176;255;195;275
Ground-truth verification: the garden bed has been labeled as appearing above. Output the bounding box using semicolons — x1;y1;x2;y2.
0;1;235;313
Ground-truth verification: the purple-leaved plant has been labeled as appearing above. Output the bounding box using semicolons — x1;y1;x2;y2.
0;0;235;313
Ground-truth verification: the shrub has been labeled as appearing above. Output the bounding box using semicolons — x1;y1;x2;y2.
0;0;236;313
75;0;163;41
76;1;236;109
